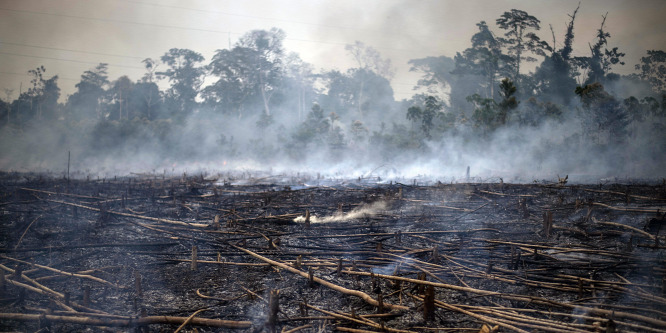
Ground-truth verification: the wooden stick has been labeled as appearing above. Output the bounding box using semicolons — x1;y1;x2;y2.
306;304;415;333
173;308;209;333
14;215;42;250
282;324;313;333
1;255;122;289
592;217;656;240
592;202;664;213
46;199;208;228
0;312;251;328
349;271;666;329
232;245;409;311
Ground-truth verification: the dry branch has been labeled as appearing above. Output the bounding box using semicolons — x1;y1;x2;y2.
0;312;252;329
47;198;208;228
232;245;409;311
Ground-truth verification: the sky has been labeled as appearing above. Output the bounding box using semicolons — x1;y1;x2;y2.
1;0;665;102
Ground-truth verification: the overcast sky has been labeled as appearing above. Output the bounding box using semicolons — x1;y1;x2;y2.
1;0;665;102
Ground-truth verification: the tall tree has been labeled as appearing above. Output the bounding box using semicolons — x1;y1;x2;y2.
141;58;158;83
496;10;550;83
131;81;161;120
345;41;395;116
67;63;109;120
237;28;286;116
453;21;513;98
283;52;315;121
26;66;60;120
319;68;394;119
575;13;625;85
206;28;285;118
2;88;13;126
560;3;580;61
109;76;133;120
406;95;443;139
135;58;162;120
575;82;628;144
496;78;519;125
532;3;580;105
158;48;205;115
635;50;666;93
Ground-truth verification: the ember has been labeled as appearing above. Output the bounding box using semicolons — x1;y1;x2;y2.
1;172;665;332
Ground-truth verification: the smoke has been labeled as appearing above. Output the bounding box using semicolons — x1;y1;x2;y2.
1;3;665;183
294;201;388;223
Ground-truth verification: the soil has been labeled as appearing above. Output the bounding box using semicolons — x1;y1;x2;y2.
1;171;665;332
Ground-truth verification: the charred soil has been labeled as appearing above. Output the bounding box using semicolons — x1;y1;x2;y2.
1;172;665;332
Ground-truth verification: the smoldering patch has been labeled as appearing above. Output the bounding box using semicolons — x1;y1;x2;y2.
294;200;389;223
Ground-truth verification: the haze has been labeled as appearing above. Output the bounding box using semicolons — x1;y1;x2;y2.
0;0;665;183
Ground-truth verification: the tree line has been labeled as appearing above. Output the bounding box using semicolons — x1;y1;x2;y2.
1;6;665;174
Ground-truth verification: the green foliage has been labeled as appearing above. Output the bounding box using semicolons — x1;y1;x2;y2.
575;82;628;143
26;66;60;121
67;63;109;120
2;20;665;172
467;93;498;133
406;96;445;139
635;50;666;93
464;78;519;133
350;120;369;144
158;48;205;115
291;104;330;148
574;14;625;85
519;98;563;126
453;21;513;98
206;28;286;118
496;9;550;81
560;3;580;61
497;78;519;125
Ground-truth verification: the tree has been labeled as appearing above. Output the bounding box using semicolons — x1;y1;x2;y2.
635;50;666;93
237;28;286;116
290;103;331;154
496;10;550;83
574;13;625;85
497;78;519;125
158;48;205;116
350;120;369;144
319;68;395;119
409;56;456;98
141;58;158;83
283;52;315;121
560;3;580;61
453;21;513;98
466;93;497;135
206;28;286;118
2;88;13;126
406;95;444;139
68;63;109;120
575;82;628;144
109;76;133;120
345;41;395;116
26;66;60;120
532;4;579;105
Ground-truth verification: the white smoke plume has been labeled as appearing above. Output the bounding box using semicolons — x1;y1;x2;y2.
294;200;388;223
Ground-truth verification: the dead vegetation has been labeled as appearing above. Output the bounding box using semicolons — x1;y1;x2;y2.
1;171;665;332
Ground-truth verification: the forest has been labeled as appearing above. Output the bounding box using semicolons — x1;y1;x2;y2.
1;6;665;180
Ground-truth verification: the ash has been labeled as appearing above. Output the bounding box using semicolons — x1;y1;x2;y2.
1;172;665;332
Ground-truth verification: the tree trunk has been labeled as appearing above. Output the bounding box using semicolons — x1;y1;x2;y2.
259;72;271;116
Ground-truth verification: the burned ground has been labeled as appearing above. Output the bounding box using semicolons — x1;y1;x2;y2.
0;172;665;332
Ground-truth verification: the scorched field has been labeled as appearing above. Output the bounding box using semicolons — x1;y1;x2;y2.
0;172;665;332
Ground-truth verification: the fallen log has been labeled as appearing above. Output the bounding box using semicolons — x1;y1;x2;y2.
46;198;208;228
232;245;409;311
0;312;252;329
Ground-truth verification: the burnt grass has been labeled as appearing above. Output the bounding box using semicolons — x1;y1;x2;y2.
0;171;665;332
